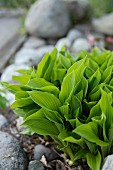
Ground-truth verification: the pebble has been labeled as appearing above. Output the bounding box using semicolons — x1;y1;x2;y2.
72;38;91;53
0;131;28;170
56;37;71;50
16;117;25;132
34;144;59;162
23;37;46;49
14;45;54;66
67;29;82;43
28;160;45;170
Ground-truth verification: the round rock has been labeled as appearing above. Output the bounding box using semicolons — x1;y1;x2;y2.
25;0;71;38
72;38;91;53
23;37;46;49
34;144;59;162
56;37;71;50
14;45;54;66
0;131;27;170
28;160;45;170
67;29;82;43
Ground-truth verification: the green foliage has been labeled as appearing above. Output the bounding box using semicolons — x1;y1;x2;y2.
89;0;113;17
0;0;36;8
0;87;7;110
3;47;113;170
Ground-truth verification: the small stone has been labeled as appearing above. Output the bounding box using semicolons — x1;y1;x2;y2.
25;0;71;38
14;45;54;66
76;165;83;170
23;37;46;49
16;117;25;132
0;114;8;130
34;144;59;162
67;29;82;43
0;131;28;170
56;38;71;50
102;154;113;170
72;38;91;53
28;160;45;170
94;40;105;50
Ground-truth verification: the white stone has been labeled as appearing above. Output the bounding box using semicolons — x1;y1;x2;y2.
67;29;82;43
92;13;113;35
23;36;46;49
14;45;54;65
102;155;113;170
1;64;29;82
16;117;25;131
25;0;71;38
72;38;91;53
56;38;71;50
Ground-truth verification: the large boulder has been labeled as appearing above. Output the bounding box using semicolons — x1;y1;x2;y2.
25;0;71;38
0;131;27;170
92;13;113;35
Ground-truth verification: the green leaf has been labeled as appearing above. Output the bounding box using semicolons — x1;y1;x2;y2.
73;122;109;146
12;74;31;85
15;91;29;100
87;151;101;170
43;109;63;124
73;149;88;162
101;66;112;83
37;53;50;78
28;77;54;88
53;68;66;84
14;108;26;117
11;97;34;108
44;48;57;81
59;71;75;103
28;90;61;111
60;54;71;69
88;69;101;91
0;95;7;109
23;109;59;136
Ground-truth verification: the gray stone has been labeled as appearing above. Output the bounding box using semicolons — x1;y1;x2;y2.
72;38;91;53
28;160;45;170
92;13;113;35
14;45;54;66
25;0;71;38
67;29;82;43
64;0;91;22
102;154;113;170
94;40;105;50
0;114;8;130
0;131;27;170
34;144;59;162
56;38;71;50
23;37;46;49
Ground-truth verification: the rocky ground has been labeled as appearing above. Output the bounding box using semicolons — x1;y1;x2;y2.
0;0;113;169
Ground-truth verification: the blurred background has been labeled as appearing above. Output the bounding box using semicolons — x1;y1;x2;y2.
0;0;113;17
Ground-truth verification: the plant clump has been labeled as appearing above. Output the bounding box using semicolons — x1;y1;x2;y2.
3;47;113;170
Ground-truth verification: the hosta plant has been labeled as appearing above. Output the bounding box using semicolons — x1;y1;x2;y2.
3;47;113;170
